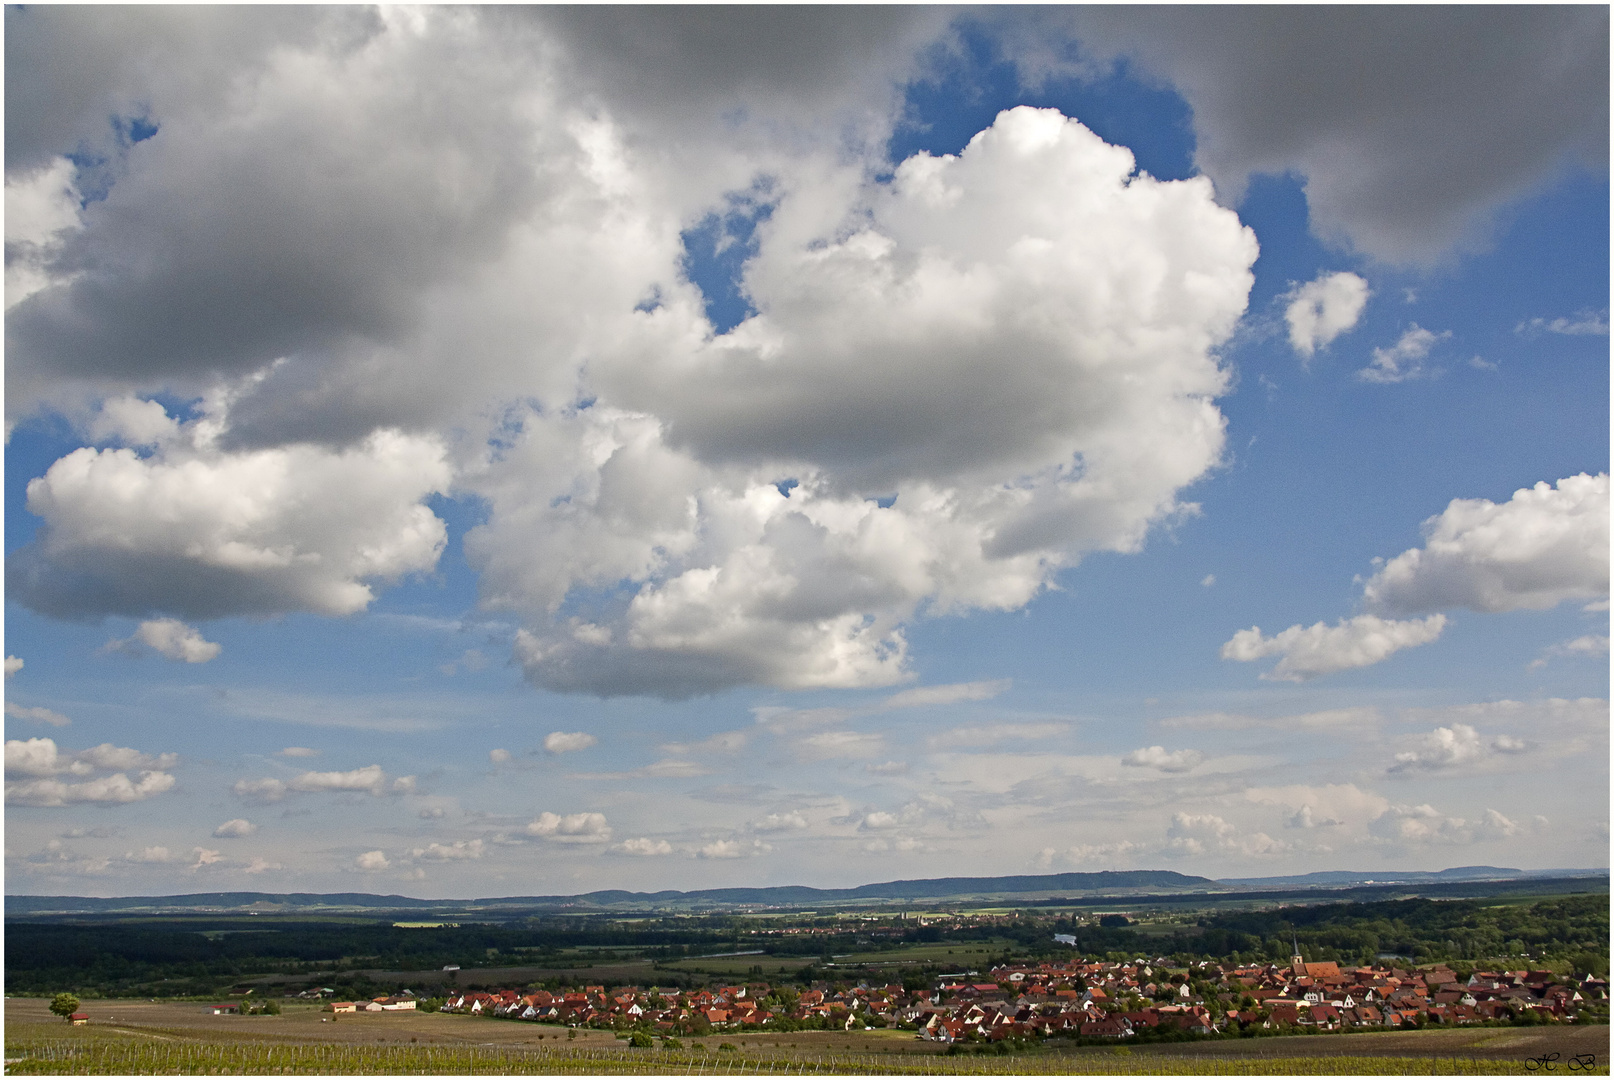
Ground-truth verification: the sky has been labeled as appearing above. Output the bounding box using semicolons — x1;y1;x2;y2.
3;6;1609;898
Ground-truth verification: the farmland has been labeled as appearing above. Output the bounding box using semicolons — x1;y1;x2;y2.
4;999;1606;1074
7;886;1605;1073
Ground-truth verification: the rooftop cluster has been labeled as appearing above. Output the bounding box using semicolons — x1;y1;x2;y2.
416;954;1605;1042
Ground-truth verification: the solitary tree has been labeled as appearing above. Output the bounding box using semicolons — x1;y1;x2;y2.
49;993;80;1020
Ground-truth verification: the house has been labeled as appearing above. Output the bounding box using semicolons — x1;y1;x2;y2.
1079;1016;1132;1038
326;1002;357;1014
208;1004;240;1015
69;1013;89;1026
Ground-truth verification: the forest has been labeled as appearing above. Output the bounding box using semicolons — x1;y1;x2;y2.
7;892;1606;999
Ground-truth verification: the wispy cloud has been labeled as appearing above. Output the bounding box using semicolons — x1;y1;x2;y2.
1515;310;1608;337
881;679;1012;710
1358;324;1450;383
928;721;1069;750
5;702;71;727
1160;706;1381;731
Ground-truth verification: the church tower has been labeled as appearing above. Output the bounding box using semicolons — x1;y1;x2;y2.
1291;932;1305;976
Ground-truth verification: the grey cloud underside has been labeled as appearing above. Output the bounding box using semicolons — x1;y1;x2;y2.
1027;5;1608;262
3;7;380;173
518;640;773;702
7;15;557;420
6;548;323;622
517;6;952;126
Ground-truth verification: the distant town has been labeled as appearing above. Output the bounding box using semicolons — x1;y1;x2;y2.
367;948;1606;1044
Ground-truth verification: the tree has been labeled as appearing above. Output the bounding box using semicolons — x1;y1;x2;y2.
50;993;80;1020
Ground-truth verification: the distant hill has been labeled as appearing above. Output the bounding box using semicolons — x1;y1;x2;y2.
1213;866;1591;888
5;870;1215;916
12;867;1604;917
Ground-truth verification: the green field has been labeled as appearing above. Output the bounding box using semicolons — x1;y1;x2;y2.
827;939;1018;967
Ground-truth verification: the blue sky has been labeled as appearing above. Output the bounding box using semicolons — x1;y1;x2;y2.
4;7;1608;896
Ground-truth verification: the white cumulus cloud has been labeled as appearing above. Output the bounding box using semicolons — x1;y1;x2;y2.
5;656;23;679
614;837;674;856
353;850;390;872
409;839;485;861
697;838;771;859
4;737;180;806
1284;271;1369;358
543;731;598;755
126;846;176;864
11;427;451;621
1371;803;1533;846
5;12;1257;702
1164;812;1284;859
1121;746;1204;773
1221;614;1446;681
751;811;809;833
6;771;178;807
106;618;221;663
233;764;388;803
1363;474;1609;615
1388;723;1530;774
524;811;612;843
478;105;1256;697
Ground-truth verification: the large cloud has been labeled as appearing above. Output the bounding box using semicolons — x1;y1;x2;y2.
480;107;1255;695
7;12;1258;697
1363;474;1610;615
1036;7;1609;263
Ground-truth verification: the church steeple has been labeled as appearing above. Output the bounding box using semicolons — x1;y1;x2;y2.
1291;932;1305;976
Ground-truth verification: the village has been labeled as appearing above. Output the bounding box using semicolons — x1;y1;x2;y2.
408;947;1606;1044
